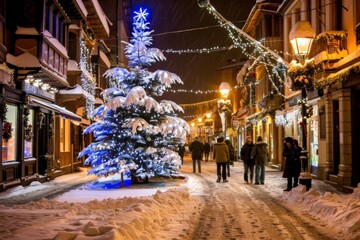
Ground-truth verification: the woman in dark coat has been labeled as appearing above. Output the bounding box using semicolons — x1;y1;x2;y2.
283;137;302;191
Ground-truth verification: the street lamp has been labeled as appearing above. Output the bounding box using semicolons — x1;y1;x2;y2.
219;82;231;98
289;21;315;150
218;82;232;137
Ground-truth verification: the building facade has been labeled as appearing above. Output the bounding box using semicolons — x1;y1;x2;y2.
0;0;130;191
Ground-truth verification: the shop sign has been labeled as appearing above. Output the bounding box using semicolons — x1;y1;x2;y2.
23;81;55;101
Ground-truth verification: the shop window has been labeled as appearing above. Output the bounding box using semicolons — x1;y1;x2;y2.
24;109;34;158
60;118;71;152
2;104;18;161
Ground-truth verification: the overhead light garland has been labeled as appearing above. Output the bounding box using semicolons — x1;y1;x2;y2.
163;45;234;54
198;0;288;98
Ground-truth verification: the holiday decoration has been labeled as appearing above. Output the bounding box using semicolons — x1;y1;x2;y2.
23;108;33;142
2;121;13;142
0;101;7;121
198;2;287;98
79;8;189;184
80;40;96;118
288;59;315;91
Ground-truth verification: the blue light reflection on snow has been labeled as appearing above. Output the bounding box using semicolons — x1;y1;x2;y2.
84;174;132;190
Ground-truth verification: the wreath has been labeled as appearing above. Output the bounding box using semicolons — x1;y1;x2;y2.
3;121;13;142
25;124;33;142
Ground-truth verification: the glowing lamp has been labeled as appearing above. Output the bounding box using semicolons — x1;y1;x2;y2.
205;112;211;119
191;122;195;127
198;117;203;123
289;21;315;59
219;82;231;98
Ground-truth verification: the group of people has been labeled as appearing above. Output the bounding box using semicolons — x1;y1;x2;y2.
187;135;303;189
240;136;269;185
189;136;235;181
240;135;302;191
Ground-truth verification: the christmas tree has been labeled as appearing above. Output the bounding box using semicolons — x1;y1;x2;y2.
79;8;189;183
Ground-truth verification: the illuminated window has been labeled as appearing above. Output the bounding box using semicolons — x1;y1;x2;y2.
60;118;71;152
24;109;34;158
2;104;18;161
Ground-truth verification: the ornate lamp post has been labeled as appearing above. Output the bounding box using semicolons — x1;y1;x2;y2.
289;21;316;150
218;82;232;137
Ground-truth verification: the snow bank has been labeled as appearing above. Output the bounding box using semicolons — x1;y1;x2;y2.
282;184;360;240
3;187;199;240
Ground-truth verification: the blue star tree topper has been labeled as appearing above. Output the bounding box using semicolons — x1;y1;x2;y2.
79;7;189;185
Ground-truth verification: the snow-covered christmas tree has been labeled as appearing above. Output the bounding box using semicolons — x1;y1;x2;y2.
79;8;189;183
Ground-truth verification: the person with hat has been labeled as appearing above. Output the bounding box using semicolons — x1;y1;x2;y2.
189;136;204;173
282;137;302;191
240;136;255;183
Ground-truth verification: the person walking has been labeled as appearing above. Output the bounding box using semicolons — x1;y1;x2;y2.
251;136;268;185
178;143;186;165
204;141;211;162
225;139;235;177
189;137;203;173
283;137;302;191
213;136;230;183
240;136;255;184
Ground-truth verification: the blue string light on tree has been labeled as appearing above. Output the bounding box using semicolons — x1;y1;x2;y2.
79;8;190;187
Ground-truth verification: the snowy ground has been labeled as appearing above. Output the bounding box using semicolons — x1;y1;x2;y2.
0;154;359;240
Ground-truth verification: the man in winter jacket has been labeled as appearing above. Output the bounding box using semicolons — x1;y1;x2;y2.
213;136;230;182
241;136;255;184
251;136;268;185
189;137;203;173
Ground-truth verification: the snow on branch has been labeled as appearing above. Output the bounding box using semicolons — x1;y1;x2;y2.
150;70;184;86
160;100;184;114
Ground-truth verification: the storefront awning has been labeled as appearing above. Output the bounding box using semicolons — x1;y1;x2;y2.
28;96;82;123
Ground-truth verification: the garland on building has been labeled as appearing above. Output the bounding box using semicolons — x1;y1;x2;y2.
0;101;7;121
23;108;33;142
288;59;315;91
80;40;96;119
316;62;360;88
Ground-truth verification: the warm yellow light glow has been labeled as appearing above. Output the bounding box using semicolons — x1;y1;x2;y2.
205;112;211;119
198;117;203;123
219;82;231;98
191;122;195;127
290;37;313;57
289;21;315;58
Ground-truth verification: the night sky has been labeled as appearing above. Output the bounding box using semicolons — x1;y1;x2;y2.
131;0;256;106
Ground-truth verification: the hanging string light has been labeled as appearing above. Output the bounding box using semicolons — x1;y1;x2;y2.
198;1;288;98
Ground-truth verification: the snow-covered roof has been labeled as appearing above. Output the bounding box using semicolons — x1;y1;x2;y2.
69;24;82;31
95;97;103;104
87;0;110;37
314;31;347;41
6;52;41;68
74;0;88;18
15;27;39;35
59;84;95;101
99;51;111;68
289;21;316;39
67;59;81;71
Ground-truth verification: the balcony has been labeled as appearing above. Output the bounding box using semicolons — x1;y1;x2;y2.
9;27;69;88
311;31;348;66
